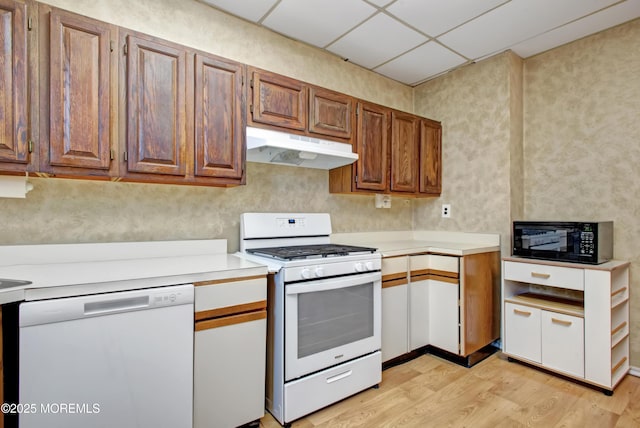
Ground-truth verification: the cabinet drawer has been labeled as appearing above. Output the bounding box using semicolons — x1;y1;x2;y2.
504;261;584;290
504;302;541;363
410;254;458;276
194;276;266;317
541;311;584;378
382;256;407;284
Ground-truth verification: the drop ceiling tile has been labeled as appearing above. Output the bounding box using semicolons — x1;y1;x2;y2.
374;42;467;85
438;0;620;59
327;13;428;69
262;0;376;48
199;0;278;22
387;0;507;37
511;0;640;58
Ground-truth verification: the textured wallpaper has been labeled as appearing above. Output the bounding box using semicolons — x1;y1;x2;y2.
412;53;515;255
524;19;640;363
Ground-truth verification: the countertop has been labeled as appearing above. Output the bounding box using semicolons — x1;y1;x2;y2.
0;240;267;304
331;231;501;257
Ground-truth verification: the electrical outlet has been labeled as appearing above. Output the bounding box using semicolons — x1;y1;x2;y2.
441;204;451;218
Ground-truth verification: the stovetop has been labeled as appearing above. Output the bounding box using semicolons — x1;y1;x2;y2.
246;244;377;261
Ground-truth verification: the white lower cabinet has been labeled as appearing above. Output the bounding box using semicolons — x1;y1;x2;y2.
409;277;429;350
382;283;408;361
194;315;267;428
504;302;541;363
193;274;267;428
541;311;584;378
428;279;458;354
502;258;630;393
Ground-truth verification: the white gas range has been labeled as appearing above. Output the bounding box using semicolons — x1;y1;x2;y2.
240;213;382;426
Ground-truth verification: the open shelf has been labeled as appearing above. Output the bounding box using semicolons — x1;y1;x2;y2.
504;292;584;318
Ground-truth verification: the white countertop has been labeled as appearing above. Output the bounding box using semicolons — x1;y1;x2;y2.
331;231;501;257
0;240;267;304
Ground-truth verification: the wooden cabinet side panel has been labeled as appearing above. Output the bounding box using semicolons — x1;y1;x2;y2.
48;8;111;170
390;111;419;193
308;87;353;140
356;102;388;191
461;251;500;355
0;306;3;428
126;33;186;176
0;0;28;166
419;119;442;195
250;69;306;131
194;54;244;180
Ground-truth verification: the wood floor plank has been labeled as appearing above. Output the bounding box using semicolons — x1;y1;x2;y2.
258;353;640;428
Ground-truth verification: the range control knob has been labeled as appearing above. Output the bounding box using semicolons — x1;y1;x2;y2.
315;267;325;277
355;262;365;272
365;261;374;271
301;268;312;279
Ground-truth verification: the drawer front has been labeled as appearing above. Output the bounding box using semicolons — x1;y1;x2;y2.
284;351;381;423
194;276;266;314
504;302;541;363
541;311;584;378
504;261;584;290
382;256;407;276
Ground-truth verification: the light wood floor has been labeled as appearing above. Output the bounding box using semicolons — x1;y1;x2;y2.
260;352;640;427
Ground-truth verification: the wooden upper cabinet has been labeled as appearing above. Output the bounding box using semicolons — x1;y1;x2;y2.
124;32;187;176
249;68;306;131
356;102;389;192
194;54;244;180
44;7;115;174
0;0;30;171
419;118;442;195
390;111;419;193
309;87;353;140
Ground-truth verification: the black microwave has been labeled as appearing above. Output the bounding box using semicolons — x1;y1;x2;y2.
512;221;613;264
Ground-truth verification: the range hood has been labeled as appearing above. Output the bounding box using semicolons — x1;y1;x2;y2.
246;126;358;170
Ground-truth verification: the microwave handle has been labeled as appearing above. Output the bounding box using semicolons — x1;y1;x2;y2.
285;272;380;295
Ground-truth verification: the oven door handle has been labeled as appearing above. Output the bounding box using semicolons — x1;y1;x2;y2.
285;272;380;295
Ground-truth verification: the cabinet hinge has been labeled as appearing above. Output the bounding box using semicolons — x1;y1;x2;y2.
123;44;128;55
356;104;360;116
123;151;128;162
110;40;114;52
250;78;254;88
355;175;358;184
241;75;244;86
249;104;253;114
28;140;33;153
27;17;33;31
110;149;115;161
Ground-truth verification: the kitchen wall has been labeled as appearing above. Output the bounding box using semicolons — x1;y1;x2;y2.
524;19;640;362
411;52;521;255
0;0;416;250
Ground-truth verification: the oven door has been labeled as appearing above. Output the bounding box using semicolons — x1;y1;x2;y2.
284;271;381;381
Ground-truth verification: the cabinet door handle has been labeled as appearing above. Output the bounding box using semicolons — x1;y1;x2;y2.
513;308;531;317
551;317;572;326
531;272;551;279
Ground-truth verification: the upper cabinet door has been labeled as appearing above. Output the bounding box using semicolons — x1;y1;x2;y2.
390;111;419;193
47;8;113;170
194;54;244;180
250;69;306;131
419;119;442;195
308;87;353;140
125;33;187;176
356;102;388;191
0;0;29;167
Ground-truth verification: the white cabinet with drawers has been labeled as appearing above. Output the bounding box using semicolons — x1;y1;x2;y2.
381;251;500;365
502;257;629;394
193;273;267;428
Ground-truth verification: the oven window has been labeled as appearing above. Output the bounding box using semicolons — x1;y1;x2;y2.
297;282;374;359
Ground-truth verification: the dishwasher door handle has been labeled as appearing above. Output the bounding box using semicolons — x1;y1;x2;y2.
84;295;150;316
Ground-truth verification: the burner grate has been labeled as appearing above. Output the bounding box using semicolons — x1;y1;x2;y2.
246;244;376;261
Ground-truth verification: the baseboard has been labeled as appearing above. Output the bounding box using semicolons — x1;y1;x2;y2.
629;366;640;377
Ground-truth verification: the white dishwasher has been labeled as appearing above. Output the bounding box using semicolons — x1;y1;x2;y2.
18;284;194;428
